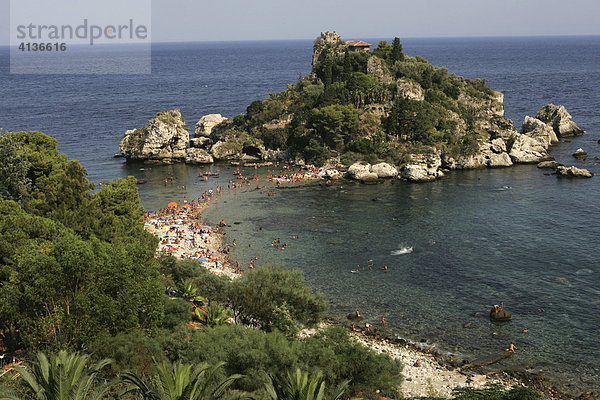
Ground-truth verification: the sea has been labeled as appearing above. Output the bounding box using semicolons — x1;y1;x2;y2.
1;36;599;394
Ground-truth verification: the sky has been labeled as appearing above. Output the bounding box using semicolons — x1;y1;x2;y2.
2;0;600;45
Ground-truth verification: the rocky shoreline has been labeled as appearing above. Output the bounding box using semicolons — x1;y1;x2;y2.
119;103;593;185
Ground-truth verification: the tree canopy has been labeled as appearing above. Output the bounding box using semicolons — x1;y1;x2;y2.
0;131;163;352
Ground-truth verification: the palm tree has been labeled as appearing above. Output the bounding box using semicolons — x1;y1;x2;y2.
194;304;232;328
0;351;112;400
179;280;206;305
120;360;242;400
264;368;348;400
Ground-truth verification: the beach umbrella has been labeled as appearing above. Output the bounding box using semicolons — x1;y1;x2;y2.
202;225;211;229
168;202;178;208
197;257;208;262
182;204;192;208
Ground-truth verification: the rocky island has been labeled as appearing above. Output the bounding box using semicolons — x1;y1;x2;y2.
120;32;592;180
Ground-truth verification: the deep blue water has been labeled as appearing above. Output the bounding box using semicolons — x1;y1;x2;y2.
1;36;599;394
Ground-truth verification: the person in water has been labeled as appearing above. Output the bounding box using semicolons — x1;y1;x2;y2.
507;343;517;352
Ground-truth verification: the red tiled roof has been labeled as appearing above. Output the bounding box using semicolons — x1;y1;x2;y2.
346;40;372;47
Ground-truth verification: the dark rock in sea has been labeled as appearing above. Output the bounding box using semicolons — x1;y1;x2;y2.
555;165;594;178
573;148;588;159
346;313;362;321
537;160;562;169
598;139;600;144
490;306;512;321
233;222;241;225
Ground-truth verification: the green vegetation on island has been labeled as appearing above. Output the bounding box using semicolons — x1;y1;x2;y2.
213;32;505;168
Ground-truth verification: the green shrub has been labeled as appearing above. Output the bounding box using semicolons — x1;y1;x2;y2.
228;266;328;333
162;297;192;330
301;327;403;398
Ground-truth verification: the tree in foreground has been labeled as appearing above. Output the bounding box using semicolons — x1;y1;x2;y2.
228;266;328;334
0;351;112;400
264;368;348;400
120;360;243;400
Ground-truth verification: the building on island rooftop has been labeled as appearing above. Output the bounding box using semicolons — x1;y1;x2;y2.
345;40;372;52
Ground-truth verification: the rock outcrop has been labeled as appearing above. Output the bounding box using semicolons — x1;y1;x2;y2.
195;114;227;138
573;148;588;159
185;148;214;164
210;141;242;160
508;134;552;164
487;152;513;168
367;57;394;84
536;104;585;137
317;168;342;180
120;110;189;162
480;138;513;168
555;166;594;178
371;162;399;178
537;160;562;169
346;163;379;183
397;79;425;101
401;165;443;182
345;162;399;182
312;31;346;66
521;116;559;146
189;137;212;148
402;152;444;182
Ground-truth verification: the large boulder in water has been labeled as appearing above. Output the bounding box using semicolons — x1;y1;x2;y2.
371;162;398;178
521;116;558;147
487;152;513;168
210;140;242;160
401;165;444;182
490;307;512;322
555;165;594;178
508;134;553;164
536;104;585;138
346;163;379;183
119;110;189;162
185;148;214;164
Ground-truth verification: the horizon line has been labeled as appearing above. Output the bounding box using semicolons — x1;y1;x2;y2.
1;33;599;47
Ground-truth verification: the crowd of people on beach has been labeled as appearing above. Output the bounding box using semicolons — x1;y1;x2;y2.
143;188;241;277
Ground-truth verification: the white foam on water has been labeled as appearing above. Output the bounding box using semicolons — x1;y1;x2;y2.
391;246;413;255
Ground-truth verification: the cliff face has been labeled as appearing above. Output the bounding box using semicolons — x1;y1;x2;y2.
312;31;347;67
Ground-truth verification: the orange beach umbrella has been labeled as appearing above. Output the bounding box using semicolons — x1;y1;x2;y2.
167;202;178;208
